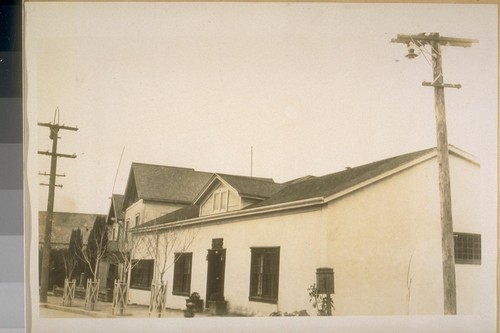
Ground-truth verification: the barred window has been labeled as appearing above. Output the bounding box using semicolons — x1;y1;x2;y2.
454;233;481;265
130;259;154;290
249;247;280;303
173;253;192;296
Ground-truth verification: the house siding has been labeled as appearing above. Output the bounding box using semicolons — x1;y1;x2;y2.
125;199;186;228
200;183;241;216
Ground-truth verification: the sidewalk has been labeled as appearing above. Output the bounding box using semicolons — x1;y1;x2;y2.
40;294;211;319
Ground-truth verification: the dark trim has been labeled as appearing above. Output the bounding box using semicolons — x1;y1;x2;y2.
172;291;190;297
129;286;152;291
130;259;154;290
249;296;278;304
455;258;481;265
249;247;280;303
172;252;192;296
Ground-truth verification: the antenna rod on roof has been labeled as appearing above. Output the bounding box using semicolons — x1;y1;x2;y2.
112;146;125;194
250;146;253;178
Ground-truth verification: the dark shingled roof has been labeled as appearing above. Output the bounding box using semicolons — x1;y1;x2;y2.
217;174;284;199
132;147;445;228
126;163;213;205
39;211;106;249
248;147;436;209
113;194;125;218
133;205;200;230
281;175;317;186
106;194;125;225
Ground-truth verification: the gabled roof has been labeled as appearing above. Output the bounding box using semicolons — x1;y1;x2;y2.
248;147;439;209
133;205;200;230
217;174;283;199
130;145;479;233
122;163;213;209
193;173;283;204
106;194;125;224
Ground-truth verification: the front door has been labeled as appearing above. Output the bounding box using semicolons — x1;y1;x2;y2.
206;238;226;304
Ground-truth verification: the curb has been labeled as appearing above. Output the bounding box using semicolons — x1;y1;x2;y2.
40;303;116;318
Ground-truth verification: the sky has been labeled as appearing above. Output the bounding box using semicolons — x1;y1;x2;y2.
25;2;497;215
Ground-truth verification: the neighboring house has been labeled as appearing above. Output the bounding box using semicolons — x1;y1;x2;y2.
119;163;213;295
38;211;103;291
106;194;125;243
121;163;214;231
129;146;481;316
97;194;126;298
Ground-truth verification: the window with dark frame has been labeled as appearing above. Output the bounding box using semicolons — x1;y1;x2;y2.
172;253;192;296
130;259;154;290
249;247;280;303
454;232;481;265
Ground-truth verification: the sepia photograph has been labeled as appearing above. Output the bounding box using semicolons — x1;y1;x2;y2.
25;2;497;332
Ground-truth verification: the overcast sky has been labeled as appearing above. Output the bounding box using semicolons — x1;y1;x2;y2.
26;3;497;215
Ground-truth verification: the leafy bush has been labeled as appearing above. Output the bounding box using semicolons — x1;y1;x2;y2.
270;310;309;316
308;283;334;316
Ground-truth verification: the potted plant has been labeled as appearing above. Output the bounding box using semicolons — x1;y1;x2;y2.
308;283;334;316
184;292;204;316
208;292;227;316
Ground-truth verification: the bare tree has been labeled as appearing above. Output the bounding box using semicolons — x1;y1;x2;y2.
75;216;108;310
109;228;151;315
134;224;199;317
406;252;415;315
143;226;198;285
75;216;108;282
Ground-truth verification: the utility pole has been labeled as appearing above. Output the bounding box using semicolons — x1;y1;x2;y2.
38;109;78;303
391;33;477;315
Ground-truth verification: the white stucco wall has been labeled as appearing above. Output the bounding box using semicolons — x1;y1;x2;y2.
127;154;480;316
323;155;480;315
129;207;326;316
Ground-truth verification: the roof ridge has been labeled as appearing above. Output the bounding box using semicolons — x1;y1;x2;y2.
131;162;201;172
217;173;276;183
317;147;436;179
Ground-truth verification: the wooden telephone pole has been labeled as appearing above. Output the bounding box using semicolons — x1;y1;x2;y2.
391;33;477;315
38;109;78;303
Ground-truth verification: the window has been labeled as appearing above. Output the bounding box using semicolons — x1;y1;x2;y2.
130;259;154;290
249;247;280;303
135;213;140;227
454;232;481;265
173;253;192;296
212;189;228;213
